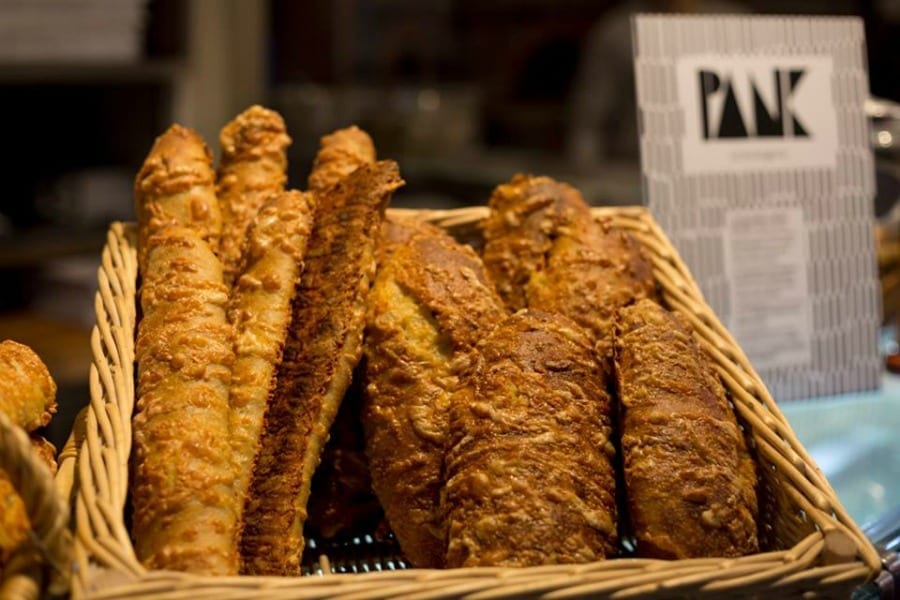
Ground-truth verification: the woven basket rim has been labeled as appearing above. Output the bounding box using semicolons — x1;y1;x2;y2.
59;206;882;599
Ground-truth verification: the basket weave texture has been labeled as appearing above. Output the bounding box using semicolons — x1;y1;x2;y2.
59;206;882;599
0;411;71;600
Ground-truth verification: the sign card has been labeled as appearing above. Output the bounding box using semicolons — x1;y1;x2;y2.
633;14;881;400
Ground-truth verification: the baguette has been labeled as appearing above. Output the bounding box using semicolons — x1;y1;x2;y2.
615;298;759;559
363;226;506;568
240;160;403;575
132;225;239;575
217;105;291;288
304;124;380;541
443;310;618;567
134;125;222;273
229;190;316;532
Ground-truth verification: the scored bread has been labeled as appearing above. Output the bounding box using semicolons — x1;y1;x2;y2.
363;223;506;568
615;298;759;559
443;310;619;567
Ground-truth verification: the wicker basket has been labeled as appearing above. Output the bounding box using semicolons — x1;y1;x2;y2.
0;411;72;600
59;207;883;599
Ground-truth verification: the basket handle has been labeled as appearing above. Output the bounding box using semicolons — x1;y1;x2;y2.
0;411;72;600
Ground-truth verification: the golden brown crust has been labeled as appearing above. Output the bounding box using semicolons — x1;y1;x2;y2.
240;160;403;575
228;190;316;534
482;174;656;366
134;124;222;273
302;127;380;541
217;105;292;288
615;298;759;559
307;125;376;193
376;215;447;265
363;229;506;568
443;310;618;568
132;225;239;575
527;218;657;367
481;174;594;311
0;340;57;432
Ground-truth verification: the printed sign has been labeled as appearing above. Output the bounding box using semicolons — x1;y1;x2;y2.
676;55;838;173
633;14;881;400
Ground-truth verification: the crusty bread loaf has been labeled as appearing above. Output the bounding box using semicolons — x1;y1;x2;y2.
304;125;381;542
615;298;759;559
481;174;594;312
216;105;291;289
0;434;57;565
443;310;619;567
363;226;506;568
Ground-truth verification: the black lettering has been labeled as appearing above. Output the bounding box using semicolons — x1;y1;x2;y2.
716;80;749;138
752;73;783;136
699;70;721;139
784;69;809;137
698;66;811;140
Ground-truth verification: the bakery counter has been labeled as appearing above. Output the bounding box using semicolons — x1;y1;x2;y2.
781;373;900;556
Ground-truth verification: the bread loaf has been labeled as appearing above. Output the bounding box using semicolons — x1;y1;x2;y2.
0;340;57;433
134;125;223;273
363;225;505;568
615;298;759;559
307;125;376;194
443;310;618;567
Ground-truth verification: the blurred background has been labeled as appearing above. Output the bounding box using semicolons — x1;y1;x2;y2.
0;0;897;445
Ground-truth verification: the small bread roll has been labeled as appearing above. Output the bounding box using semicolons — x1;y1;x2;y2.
0;340;56;433
615;299;759;559
443;310;619;568
363;228;506;568
0;436;57;564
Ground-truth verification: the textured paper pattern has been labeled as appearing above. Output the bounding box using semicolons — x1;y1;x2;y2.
634;14;880;400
